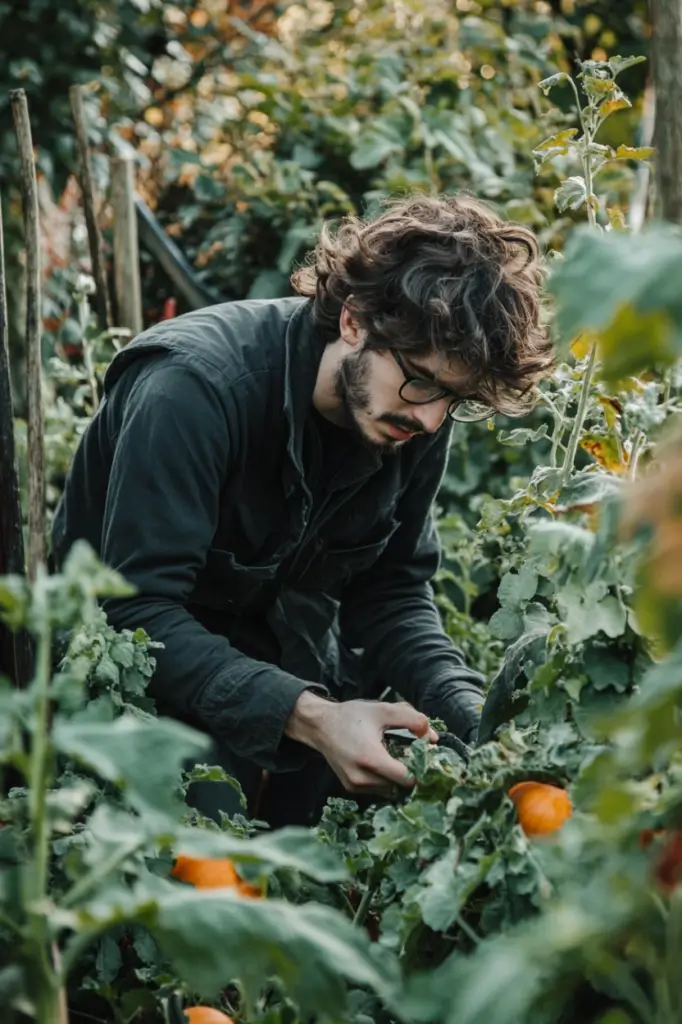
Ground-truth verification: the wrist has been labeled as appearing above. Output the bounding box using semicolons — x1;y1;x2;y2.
284;689;333;750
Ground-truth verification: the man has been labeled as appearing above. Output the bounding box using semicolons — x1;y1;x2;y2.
52;193;554;826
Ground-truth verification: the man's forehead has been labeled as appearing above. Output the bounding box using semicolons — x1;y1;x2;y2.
412;350;471;386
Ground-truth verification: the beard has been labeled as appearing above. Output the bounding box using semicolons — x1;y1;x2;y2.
332;349;424;453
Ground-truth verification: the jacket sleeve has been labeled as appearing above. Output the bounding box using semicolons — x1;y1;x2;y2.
338;429;485;738
97;358;318;770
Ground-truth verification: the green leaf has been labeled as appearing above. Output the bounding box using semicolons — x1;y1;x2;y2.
53;714;210;822
153;890;400;1011
529;521;595;569
557;472;623;509
416;849;499;931
583;646;630;693
95;653;120;687
277;222;316;274
597;305;676;383
556;582;627;644
554;176;587;213
608;55;647;76
489;608;524;641
550;225;682;370
350;131;403;170
498;566;538;609
95;932;122;983
538;72;570;94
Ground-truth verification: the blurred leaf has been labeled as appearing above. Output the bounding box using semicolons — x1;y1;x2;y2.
153;891;400;1010
53;714;210;822
550;226;682;368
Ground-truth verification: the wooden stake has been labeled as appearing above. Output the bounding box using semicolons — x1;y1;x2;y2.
10;89;45;580
0;187;35;686
652;0;682;224
111;156;143;338
69;84;112;331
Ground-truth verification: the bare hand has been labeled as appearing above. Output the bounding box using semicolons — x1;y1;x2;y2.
285;692;438;797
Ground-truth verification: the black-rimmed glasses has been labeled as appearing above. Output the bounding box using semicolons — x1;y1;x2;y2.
391;350;493;423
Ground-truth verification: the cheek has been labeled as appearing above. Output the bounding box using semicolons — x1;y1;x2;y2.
366;366;400;416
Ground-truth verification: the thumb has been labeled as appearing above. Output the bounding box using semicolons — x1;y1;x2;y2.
381;701;438;742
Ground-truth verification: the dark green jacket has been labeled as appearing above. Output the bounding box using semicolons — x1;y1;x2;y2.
52;297;483;770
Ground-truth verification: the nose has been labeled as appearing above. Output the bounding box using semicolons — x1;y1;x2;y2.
409;399;449;434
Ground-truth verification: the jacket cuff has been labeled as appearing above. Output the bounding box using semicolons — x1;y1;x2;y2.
195;671;330;772
417;673;484;744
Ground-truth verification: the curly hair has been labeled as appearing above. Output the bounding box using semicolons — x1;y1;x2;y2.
291;192;554;415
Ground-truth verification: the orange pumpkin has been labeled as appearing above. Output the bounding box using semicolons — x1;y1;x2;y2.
184;1008;235;1024
170;855;261;897
508;781;572;837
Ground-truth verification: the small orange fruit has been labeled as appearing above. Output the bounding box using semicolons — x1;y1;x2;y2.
170;855;261;897
184;1008;235;1024
508;781;572;837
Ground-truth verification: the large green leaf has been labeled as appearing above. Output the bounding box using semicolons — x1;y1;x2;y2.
153;889;401;1011
550;225;682;373
53;714;210;822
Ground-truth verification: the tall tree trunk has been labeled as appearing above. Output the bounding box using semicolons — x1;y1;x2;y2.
652;0;682;223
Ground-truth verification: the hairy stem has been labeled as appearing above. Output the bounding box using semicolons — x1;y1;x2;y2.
561;344;598;485
629;430;646;480
26;625;54;942
353;885;375;927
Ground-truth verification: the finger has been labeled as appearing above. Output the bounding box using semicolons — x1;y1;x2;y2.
346;769;404;798
380;701;436;742
368;745;417;788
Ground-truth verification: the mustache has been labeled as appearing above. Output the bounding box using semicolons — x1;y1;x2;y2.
379;414;425;434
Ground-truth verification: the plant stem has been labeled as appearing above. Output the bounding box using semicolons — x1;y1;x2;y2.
561;343;598;485
23;622;64;1022
353;885;375;927
27;624;53;914
629;430;646;480
546;395;567;469
456;915;481;946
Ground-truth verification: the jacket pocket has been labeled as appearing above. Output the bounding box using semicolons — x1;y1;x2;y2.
190;547;279;613
297;517;401;590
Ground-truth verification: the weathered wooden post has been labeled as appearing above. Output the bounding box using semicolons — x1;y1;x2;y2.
652;0;682;223
69;83;112;331
10;89;45;581
111;155;143;338
0;186;35;687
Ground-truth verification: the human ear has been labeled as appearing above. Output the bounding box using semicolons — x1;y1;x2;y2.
340;299;365;350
